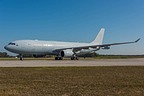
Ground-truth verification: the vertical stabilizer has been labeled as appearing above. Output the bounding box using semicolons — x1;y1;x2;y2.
91;28;105;45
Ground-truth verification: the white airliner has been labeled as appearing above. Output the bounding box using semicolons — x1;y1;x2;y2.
4;28;140;60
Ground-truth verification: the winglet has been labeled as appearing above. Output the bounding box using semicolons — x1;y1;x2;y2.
135;38;140;43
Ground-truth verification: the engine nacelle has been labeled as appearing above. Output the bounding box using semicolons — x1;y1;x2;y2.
60;49;74;57
102;46;110;49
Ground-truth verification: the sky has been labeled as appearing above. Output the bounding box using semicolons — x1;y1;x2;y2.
0;0;144;55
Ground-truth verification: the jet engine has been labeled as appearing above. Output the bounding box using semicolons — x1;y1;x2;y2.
102;46;110;49
60;49;74;57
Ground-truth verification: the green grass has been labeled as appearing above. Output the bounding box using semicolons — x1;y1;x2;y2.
0;58;54;60
0;67;144;96
94;55;144;59
0;55;144;61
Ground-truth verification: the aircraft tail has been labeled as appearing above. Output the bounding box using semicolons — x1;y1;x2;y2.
91;28;105;45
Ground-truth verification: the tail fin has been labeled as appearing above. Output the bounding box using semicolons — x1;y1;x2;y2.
91;28;105;45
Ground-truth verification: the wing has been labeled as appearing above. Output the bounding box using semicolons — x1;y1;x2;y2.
99;38;140;47
53;38;140;52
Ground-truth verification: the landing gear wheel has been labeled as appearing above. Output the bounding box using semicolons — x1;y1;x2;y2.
71;57;79;60
55;57;58;60
55;57;63;60
76;57;79;60
20;55;23;61
71;57;74;60
59;57;63;60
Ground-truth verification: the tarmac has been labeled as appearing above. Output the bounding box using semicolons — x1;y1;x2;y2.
0;58;144;67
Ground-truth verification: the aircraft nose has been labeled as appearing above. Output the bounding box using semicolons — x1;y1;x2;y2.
4;45;7;49
4;45;8;50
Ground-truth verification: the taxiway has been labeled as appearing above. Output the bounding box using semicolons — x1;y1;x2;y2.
0;58;144;67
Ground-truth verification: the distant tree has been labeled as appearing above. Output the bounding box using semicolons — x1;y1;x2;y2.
79;52;99;57
0;52;9;57
16;54;33;58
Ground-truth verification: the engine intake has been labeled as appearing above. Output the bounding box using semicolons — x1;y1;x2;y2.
60;49;74;57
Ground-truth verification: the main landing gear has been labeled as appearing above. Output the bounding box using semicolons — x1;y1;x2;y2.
71;54;79;60
55;57;63;60
71;57;79;60
55;56;79;60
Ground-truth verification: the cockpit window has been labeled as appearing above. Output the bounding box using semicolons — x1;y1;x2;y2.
8;42;16;45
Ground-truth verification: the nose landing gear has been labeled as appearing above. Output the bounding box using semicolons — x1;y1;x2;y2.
19;55;24;61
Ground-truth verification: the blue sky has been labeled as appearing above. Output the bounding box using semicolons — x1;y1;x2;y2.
0;0;144;55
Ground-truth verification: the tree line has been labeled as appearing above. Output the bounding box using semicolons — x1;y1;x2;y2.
0;52;10;57
0;52;99;58
0;51;144;58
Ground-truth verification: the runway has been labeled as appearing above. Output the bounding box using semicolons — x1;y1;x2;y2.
0;58;144;67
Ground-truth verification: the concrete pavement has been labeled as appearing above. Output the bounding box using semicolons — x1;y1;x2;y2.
0;58;144;67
